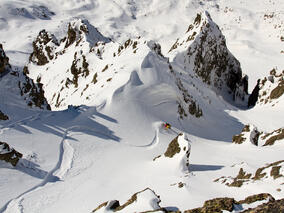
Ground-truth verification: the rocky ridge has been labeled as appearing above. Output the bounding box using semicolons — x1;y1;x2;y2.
214;160;284;188
233;124;284;146
0;44;50;110
168;12;248;103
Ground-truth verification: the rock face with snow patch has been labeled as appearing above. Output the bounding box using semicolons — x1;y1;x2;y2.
184;193;275;213
0;141;23;166
92;188;163;212
214;160;284;187
0;44;50;109
232;124;260;146
257;68;284;106
29;30;59;66
0;44;11;75
154;133;191;172
168;12;246;102
233;124;284;146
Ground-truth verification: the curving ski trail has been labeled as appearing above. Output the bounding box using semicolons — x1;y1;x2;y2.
1;124;118;213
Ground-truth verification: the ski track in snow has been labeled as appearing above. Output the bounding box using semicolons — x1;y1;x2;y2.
0;122;120;213
0;113;41;135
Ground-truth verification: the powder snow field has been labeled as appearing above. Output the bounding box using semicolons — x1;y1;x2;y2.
0;0;284;212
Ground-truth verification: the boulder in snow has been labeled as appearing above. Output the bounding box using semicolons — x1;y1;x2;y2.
92;188;163;212
0;110;9;120
0;141;23;166
154;133;191;172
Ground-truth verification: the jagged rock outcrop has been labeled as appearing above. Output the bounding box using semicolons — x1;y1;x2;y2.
0;141;23;166
0;43;50;109
232;124;284;146
184;193;275;213
92;188;165;212
153;133;191;172
18;67;51;109
168;12;247;102
29;30;59;66
257;68;284;106
242;198;284;213
26;18;202;116
248;79;260;108
214;160;284;187
232;124;260;146
0;44;11;75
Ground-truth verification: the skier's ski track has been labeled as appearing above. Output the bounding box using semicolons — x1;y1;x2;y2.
0;123;117;213
0;113;41;135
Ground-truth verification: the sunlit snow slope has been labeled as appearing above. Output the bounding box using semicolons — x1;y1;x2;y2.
0;0;284;213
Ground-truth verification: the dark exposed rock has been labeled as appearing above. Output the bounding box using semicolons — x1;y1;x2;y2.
184;197;235;213
176;78;202;118
0;141;23;166
18;66;51;110
170;12;245;102
185;193;276;213
232;124;261;146
0;110;9;120
65;24;77;48
238;193;275;205
263;128;284;146
248;79;260;108
257;68;284;106
241;198;284;213
70;53;90;88
215;160;284;187
29;30;58;66
0;44;11;75
164;135;181;158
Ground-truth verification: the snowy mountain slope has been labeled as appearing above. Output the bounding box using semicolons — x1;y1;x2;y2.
0;0;284;213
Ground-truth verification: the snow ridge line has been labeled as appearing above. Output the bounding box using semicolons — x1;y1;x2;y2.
0;124;118;213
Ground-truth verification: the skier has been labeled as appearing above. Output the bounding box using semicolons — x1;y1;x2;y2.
164;122;171;129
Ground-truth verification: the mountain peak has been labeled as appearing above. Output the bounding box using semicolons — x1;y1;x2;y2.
65;19;111;48
168;11;246;103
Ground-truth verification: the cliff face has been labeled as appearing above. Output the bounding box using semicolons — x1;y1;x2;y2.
0;44;11;75
0;44;50;110
168;12;246;102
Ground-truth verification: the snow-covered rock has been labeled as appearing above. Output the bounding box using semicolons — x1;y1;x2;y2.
0;44;50;110
0;141;23;166
92;188;163;213
257;68;284;106
154;133;191;172
168;12;247;103
233;124;284;146
215;160;284;188
184;193;275;213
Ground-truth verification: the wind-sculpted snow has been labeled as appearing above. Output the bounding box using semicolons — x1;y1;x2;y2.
1;0;284;212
